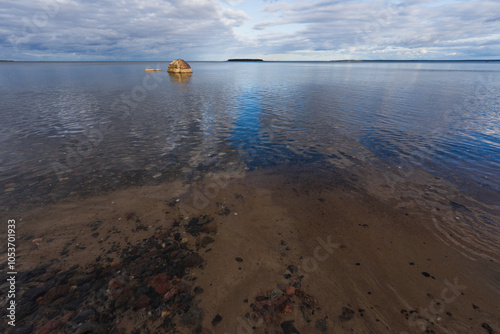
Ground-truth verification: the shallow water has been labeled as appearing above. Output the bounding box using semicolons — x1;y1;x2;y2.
0;61;499;214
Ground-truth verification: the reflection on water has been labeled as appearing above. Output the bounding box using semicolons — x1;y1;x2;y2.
0;62;499;226
168;72;192;83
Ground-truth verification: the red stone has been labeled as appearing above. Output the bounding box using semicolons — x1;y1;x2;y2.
38;319;62;334
295;289;305;298
134;295;150;309
285;285;295;296
41;284;70;304
151;273;171;295
173;281;191;293
108;278;125;290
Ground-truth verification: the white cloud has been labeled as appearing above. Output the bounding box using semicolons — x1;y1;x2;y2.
247;0;500;59
0;0;498;60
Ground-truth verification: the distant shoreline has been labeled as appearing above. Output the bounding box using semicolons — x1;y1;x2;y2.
227;59;264;62
0;60;14;62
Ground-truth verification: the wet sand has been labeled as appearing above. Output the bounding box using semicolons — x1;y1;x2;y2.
1;164;499;333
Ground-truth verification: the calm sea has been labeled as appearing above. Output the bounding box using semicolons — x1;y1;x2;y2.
0;61;499;219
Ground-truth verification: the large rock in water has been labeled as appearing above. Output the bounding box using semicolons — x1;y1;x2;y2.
167;59;193;73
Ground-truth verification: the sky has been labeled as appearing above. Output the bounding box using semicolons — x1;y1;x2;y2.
0;0;499;61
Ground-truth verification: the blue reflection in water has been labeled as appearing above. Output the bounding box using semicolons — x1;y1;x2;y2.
230;87;263;159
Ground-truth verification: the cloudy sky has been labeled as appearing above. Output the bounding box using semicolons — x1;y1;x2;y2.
0;0;498;61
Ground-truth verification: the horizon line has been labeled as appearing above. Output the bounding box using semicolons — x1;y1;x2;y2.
2;59;500;63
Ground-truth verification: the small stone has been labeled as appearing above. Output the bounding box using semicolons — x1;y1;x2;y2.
180;253;204;269
151;273;171;295
422;272;431;277
235;257;243;262
108;278;125;290
481;323;494;334
180;307;204;326
211;314;223;326
288;265;299;273
280;320;300;334
300;305;311;322
315;320;327;332
134;295;150;309
90;221;103;230
339;307;355;322
114;289;134;308
286;285;295;296
199;236;215;248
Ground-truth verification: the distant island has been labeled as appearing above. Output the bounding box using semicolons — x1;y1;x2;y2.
228;59;263;62
330;60;363;62
0;60;14;62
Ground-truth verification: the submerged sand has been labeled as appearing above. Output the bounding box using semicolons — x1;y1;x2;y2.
1;164;499;333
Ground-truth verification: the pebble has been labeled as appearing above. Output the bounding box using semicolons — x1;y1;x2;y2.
280;320;300;334
211;314;223;326
10;213;222;333
339;307;355;322
315;320;327;332
134;295;150;309
286;285;295;296
180;307;204;326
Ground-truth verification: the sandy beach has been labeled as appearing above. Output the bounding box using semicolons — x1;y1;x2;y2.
2;163;499;334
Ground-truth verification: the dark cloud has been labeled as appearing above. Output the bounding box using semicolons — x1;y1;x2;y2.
0;0;248;60
0;0;497;60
